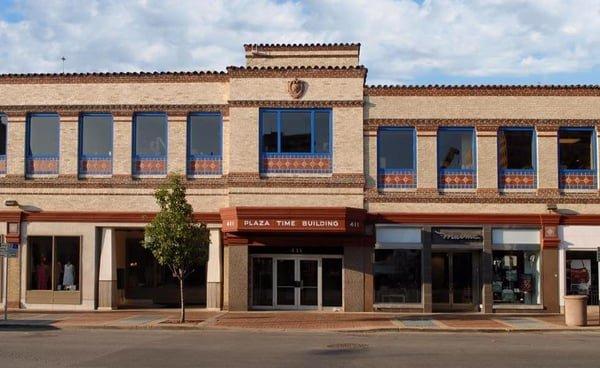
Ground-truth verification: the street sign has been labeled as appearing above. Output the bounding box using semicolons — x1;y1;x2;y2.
0;243;18;258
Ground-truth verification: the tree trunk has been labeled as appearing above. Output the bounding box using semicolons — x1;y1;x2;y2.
179;277;185;323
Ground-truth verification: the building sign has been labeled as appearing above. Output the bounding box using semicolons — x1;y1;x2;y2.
220;207;365;234
0;243;19;258
432;227;483;245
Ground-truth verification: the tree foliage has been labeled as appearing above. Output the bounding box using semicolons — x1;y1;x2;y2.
143;174;209;322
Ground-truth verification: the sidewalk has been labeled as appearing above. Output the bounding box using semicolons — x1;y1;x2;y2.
0;308;599;332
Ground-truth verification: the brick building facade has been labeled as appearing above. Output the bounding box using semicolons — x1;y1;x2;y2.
0;43;599;313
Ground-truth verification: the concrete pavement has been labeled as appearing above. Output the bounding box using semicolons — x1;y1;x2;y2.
0;307;599;332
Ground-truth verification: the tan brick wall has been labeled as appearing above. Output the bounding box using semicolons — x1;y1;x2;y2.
113;117;132;176
333;107;363;174
364;132;377;189
538;130;559;189
6;115;26;176
228;107;259;173
366;96;600;119
247;57;359;68
0;82;228;106
60;116;78;176
230;78;363;101
477;131;498;189
0;189;228;213
417;130;437;189
167;115;186;175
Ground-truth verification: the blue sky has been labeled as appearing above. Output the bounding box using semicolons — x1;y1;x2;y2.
1;0;599;85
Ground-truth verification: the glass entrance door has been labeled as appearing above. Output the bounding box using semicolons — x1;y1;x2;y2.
299;260;318;308
253;255;342;310
432;251;475;311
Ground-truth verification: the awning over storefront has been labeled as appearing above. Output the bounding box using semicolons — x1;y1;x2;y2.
220;207;365;234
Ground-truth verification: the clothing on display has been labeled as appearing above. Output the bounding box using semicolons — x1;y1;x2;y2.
63;262;76;289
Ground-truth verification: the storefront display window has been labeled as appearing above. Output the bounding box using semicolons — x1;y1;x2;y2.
566;251;599;305
492;250;540;305
28;236;80;292
374;249;421;304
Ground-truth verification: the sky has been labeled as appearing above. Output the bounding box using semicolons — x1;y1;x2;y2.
1;0;600;85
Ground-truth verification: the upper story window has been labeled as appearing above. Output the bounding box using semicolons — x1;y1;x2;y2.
79;113;113;177
498;128;536;190
559;128;597;190
187;113;222;176
260;109;332;174
133;112;167;176
26;113;60;176
377;127;416;189
0;114;7;174
437;127;476;189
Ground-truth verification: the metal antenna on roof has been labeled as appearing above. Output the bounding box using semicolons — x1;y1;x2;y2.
61;57;66;74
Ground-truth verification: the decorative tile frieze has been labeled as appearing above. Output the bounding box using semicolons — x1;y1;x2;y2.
438;169;476;189
26;156;59;176
378;169;416;189
560;170;597;190
500;169;537;190
364;119;599;132
260;153;332;174
79;157;112;176
0;156;5;175
188;157;222;176
133;157;167;176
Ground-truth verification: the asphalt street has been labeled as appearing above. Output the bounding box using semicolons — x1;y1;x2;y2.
0;328;599;367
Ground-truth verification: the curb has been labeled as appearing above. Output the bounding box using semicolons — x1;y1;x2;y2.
3;323;598;334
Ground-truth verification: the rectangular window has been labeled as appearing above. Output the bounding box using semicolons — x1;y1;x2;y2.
566;251;598;306
374;249;422;304
437;128;476;189
498;128;536;189
187;113;222;176
28;236;80;293
26;113;60;176
378;128;416;189
133;113;167;176
79;113;113;176
259;109;332;174
558;128;597;190
492;250;540;305
0;114;6;174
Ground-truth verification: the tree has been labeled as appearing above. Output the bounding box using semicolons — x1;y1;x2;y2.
143;174;209;323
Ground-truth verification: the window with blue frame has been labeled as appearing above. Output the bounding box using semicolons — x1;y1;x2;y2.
437;127;476;189
133;112;167;176
79;113;113;176
559;128;597;190
259;109;332;174
0;114;6;174
26;113;60;176
187;113;222;176
498;128;536;189
377;128;416;189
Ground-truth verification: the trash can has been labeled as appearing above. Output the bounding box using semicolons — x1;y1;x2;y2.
564;295;587;327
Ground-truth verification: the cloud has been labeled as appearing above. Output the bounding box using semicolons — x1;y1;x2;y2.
0;0;600;84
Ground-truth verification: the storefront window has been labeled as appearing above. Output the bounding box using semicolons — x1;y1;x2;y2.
252;257;273;306
492;250;540;305
566;251;599;305
29;236;52;290
28;236;80;292
374;249;422;304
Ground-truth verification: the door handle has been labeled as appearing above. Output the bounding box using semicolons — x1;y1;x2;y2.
294;281;302;288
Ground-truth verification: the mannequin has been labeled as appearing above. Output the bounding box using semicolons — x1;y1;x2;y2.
36;256;50;290
63;260;76;289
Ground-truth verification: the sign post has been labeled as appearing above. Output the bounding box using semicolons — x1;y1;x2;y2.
0;239;19;321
